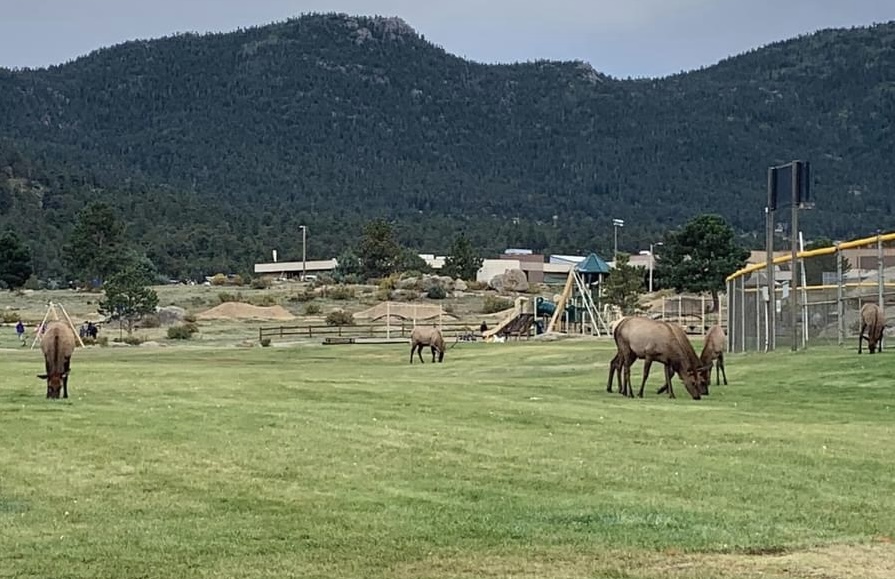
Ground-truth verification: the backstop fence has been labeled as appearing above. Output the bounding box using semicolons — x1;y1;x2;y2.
726;231;895;353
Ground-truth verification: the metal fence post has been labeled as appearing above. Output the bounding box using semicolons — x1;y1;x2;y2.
739;277;746;353
837;243;844;346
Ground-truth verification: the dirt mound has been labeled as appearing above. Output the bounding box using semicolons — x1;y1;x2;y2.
196;302;296;321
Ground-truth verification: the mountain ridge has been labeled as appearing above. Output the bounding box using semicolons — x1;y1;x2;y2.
1;13;894;278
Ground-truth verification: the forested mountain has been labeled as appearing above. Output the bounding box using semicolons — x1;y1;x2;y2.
1;13;894;279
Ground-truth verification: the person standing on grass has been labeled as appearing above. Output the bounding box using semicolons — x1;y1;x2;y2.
15;320;26;346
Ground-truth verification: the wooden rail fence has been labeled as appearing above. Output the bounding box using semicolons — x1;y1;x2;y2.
258;322;479;343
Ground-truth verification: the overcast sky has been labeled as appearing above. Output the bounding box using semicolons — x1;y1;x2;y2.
2;1;894;78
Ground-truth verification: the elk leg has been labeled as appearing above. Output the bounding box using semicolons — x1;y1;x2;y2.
859;324;865;354
719;355;728;385
661;364;676;398
623;361;633;398
418;345;425;363
410;345;415;364
638;359;653;398
656;364;673;394
607;354;618;393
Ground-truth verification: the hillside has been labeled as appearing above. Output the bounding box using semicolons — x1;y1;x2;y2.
2;13;894;278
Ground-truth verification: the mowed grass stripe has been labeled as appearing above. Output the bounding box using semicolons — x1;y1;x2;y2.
1;339;893;578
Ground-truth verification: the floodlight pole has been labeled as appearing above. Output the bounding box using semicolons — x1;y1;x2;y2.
612;219;624;260
649;241;663;293
790;167;799;352
299;225;307;281
766;168;776;352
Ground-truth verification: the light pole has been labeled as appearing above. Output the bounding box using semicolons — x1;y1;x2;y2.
612;219;624;260
299;225;307;281
649;241;663;293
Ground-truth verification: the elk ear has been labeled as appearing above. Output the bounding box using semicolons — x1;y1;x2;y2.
37;374;48;379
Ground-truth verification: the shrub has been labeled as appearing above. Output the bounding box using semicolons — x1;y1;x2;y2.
230;274;244;287
260;338;271;347
210;273;228;286
378;273;401;291
23;275;41;290
304;303;322;315
251;276;272;289
467;280;488;291
114;335;143;346
325;310;355;326
426;285;447;300
167;325;194;340
140;314;161;328
328;285;356;300
482;295;513;314
97;336;109;347
250;294;278;307
184;312;198;323
289;289;316;303
167;322;199;340
218;291;243;304
1;311;20;324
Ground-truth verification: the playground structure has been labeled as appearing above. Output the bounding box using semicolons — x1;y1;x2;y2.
31;302;85;350
484;253;614;340
726;230;895;352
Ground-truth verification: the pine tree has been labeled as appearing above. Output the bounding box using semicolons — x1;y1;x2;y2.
98;266;159;335
0;230;33;290
603;253;645;315
442;235;484;280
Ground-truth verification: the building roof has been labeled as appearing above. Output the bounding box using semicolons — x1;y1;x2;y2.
254;259;338;274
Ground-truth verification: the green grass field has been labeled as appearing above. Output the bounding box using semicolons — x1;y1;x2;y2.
2;338;893;578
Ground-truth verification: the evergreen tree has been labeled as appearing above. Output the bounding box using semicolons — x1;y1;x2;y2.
0;230;33;290
64;202;129;286
358;219;401;280
603;253;645;315
655;214;750;312
98;265;159;335
442;235;484;280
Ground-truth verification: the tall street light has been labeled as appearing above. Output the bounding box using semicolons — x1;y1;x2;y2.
649;241;663;293
299;225;307;281
612;218;624;260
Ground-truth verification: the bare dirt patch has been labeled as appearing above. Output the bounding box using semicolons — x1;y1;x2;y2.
390;542;895;579
195;302;295;321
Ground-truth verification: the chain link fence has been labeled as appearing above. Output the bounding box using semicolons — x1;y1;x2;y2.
727;232;895;352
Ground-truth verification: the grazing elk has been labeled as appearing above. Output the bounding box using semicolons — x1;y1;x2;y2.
37;321;76;399
613;317;708;400
699;325;728;386
410;326;446;364
858;303;886;354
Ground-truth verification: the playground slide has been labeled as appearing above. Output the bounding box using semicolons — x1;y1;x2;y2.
482;304;522;340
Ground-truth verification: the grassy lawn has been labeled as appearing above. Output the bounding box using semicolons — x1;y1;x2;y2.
1;337;893;578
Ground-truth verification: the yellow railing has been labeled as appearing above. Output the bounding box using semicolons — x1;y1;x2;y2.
726;231;895;282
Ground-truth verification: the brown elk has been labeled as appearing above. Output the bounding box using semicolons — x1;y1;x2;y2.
36;321;76;399
410;326;445;363
699;325;728;386
858;303;886;354
613;317;708;400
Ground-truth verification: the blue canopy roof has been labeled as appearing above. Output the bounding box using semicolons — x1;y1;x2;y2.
575;253;611;274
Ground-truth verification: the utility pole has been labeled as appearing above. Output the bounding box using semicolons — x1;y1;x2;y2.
612;218;624;260
299;225;307;281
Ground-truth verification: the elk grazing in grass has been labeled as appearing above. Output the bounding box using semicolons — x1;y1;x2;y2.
409;326;445;364
612;317;708;400
37;321;76;399
858;303;886;354
699;325;728;386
